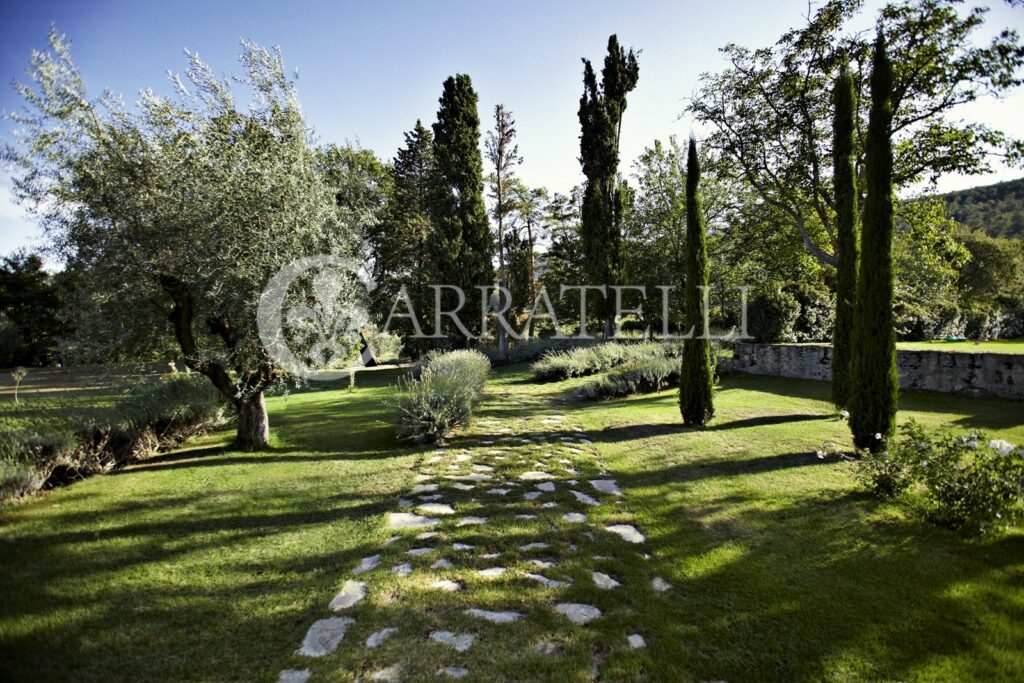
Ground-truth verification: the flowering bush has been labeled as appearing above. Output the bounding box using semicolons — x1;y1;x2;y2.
576;356;678;400
532;342;679;382
856;419;1024;534
394;350;490;443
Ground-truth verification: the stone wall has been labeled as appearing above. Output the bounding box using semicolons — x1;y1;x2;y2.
731;343;1024;400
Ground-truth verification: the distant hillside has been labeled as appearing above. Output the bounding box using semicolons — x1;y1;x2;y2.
937;177;1024;239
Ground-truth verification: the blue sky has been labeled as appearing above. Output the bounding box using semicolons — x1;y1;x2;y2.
1;0;1022;259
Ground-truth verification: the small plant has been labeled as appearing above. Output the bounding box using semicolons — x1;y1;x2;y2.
393;350;490;443
348;370;356;392
855;446;917;498
10;366;28;405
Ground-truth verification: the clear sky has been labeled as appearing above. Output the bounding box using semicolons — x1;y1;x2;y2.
1;0;1022;260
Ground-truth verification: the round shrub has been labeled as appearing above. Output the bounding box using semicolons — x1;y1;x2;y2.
747;288;799;343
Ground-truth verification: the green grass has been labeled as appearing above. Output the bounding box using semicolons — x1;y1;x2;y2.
1;366;1022;681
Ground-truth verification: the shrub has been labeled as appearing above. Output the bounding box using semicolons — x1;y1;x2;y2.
0;430;76;505
394;350;490;443
577;356;678;400
480;338;595;366
531;342;676;382
788;283;835;342
747;288;799;343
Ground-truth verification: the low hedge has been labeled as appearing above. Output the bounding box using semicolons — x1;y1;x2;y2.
531;341;678;382
394;350;490;444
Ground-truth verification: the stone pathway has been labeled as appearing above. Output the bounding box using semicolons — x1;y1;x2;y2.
276;384;661;681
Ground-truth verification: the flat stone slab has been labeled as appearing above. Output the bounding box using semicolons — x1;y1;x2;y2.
519;542;549;551
411;483;439;494
570;490;600;506
450;482;475;491
535;482;556;492
627;634;647;649
366;627;398;648
406;547;434;556
516;514;538;520
472;465;495;472
606;524;646;543
352;554;380;575
368;665;401;681
478;567;506;578
430;631;475;652
592;572;620;589
523;491;542;501
457;516;487;526
465;608;524;623
431;558;454;569
651;576;672;592
526;573;569;589
446;474;492;482
433;579;462;592
562;512;588;523
387;512;441;529
418;503;456;516
529;558;555;569
438;667;469;679
554;603;601;625
392;563;412;577
329;581;366;611
589;480;623;496
278;669;311;683
486;488;511;496
519;471;555;481
452;543;475;551
296;617;355;656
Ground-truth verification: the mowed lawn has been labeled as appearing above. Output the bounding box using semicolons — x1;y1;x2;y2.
1;365;1022;681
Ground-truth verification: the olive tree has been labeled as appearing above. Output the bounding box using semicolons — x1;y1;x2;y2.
3;31;363;447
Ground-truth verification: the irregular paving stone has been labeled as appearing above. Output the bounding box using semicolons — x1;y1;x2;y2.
606;524;646;543
383;535;401;546
352;554;381;575
438;667;469;679
535;482;556;492
329;581;366;611
519;471;555;481
472;464;495;472
431;558;454;569
406;547;434;556
570;490;601;506
413;474;433;482
651;576;672;592
387;512;441;529
526;573;570;589
486;488;511;496
278;669;311;683
554;603;601;625
368;664;402;681
478;567;507;578
457;516;487;526
392;563;412;577
519;542;549;551
366;627;398;648
411;483;440;494
592;572;620;590
481;552;501;559
430;631;475;652
416;531;440;540
450;483;475;491
534;642;558;655
589;480;623;496
452;543;475;551
464;608;524;623
562;512;588;523
418;503;456;516
523;491;542;501
296;617;355;656
446;473;492;482
627;634;647;649
433;579;462;592
419;494;444;502
541;502;558;509
398;499;414;508
516;514;538;520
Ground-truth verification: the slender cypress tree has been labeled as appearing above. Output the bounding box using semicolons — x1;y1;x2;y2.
430;74;494;341
578;36;638;336
831;59;859;407
679;136;714;427
849;32;898;452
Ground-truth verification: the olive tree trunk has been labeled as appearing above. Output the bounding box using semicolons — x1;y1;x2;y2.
236;392;270;449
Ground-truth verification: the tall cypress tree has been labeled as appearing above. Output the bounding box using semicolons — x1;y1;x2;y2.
578;35;638;336
430;74;494;341
679;136;714;427
831;59;859;408
849;32;898;452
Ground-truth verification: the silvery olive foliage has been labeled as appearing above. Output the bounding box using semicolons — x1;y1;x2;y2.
2;30;367;443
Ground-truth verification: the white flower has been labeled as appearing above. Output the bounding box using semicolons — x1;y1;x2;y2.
988;439;1015;456
839;410;850;420
874;433;882;441
816;450;826;459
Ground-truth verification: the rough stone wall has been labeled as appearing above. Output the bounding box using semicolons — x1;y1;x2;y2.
731;343;1024;400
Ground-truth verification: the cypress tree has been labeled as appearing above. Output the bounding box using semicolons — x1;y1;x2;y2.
578;36;638;336
849;32;898;452
831;59;859;407
679;136;714;427
430;74;494;341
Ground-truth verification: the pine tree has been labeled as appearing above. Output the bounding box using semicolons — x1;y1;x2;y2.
831;59;859;408
578;35;638;336
679;136;714;427
849;32;898;453
485;104;522;355
430;74;494;341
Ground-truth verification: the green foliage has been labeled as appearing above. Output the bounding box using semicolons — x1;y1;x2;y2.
788;281;836;342
747;288;800;343
855;423;922;498
579;35;639;331
532;341;675;382
394;350;490;443
679;137;715;427
576;356;678;400
0;252;62;366
940;177;1024;239
832;60;859;406
430;75;494;339
849;33;898;453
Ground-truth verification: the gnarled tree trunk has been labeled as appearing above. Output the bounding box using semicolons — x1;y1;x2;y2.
236;392;270;449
